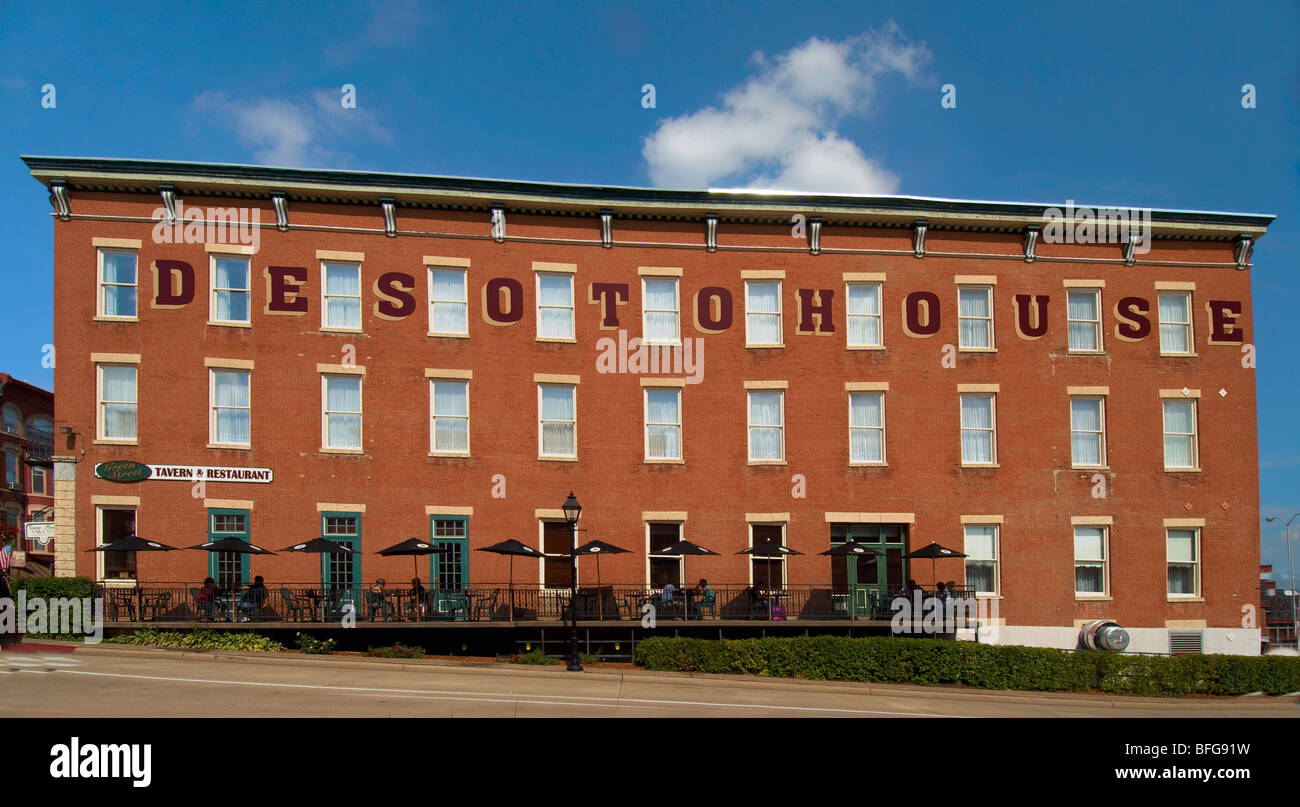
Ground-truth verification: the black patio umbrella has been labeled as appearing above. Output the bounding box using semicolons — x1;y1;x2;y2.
738;540;803;620
376;538;447;584
575;540;630;619
280;537;356;556
654;540;719;616
904;542;968;587
88;536;179;620
187;537;277;621
476;539;544;621
819;541;882;620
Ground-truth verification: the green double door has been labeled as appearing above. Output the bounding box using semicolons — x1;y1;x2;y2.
830;524;908;615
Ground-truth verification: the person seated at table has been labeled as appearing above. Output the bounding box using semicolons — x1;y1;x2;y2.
947;580;959;599
367;579;393;620
745;585;767;614
935;581;948;601
693;578;714;615
197;577;221;619
240;575;269;618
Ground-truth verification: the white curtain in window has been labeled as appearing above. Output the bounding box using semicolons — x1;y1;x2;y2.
430;270;468;333
646;389;680;458
849;393;883;462
1067;291;1098;350
326;376;361;448
213;371;250;444
958;288;990;348
746;283;781;344
102;252;137;316
540;386;575;454
538;275;573;338
1158;294;1190;353
1163;401;1194;467
644;279;678;341
102;366;137;438
847;285;881;346
214;258;250;322
960;395;993;463
433;381;468;451
748;392;782;459
325;265;361;328
1070;398;1102;465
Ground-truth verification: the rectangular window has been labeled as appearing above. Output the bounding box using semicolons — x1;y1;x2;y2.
99;507;137;580
648;522;683;588
750;524;787;587
1069;397;1105;467
747;390;784;461
538;384;576;458
432;517;468;592
210;370;251;447
964;525;999;595
959;393;996;465
1167;528;1200;596
536;273;575;340
428;268;469;336
99;249;137;318
3;450;18;488
98;364;138;441
846;283;883;347
209;510;249;590
322;374;362;450
745;281;782;346
1162;399;1198;470
542;520;573;589
1066;289;1102;352
322;262;362;330
642;277;680;344
211;255;251;324
430;380;469;454
1074;526;1108;596
1158;292;1193;355
848;391;885;464
31;465;49;496
957;286;993;349
644;388;682;461
322;514;359;591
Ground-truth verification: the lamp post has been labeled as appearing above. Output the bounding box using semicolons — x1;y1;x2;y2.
563;491;582;672
1265;514;1300;651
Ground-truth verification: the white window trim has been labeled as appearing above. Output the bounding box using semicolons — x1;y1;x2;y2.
744;280;784;347
1069;396;1106;468
1162;399;1199;471
96;363;138;444
321;261;363;332
209;254;252;325
535;272;576;341
1066;288;1104;353
1166;527;1201;598
845;281;884;348
1073;525;1110;598
537;384;577;459
96;505;138;582
97;248;139;321
209;368;252;448
429;379;470;456
963;524;1000;596
539;519;578;591
959;393;997;466
747;389;785;462
1158;291;1195;356
747;522;789;587
641;276;681;346
321;374;363;452
848;391;886;466
645;521;685;588
30;464;49;496
957;285;995;351
427;266;470;337
643;387;683;462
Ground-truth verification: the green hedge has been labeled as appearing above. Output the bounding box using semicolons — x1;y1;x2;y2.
106;629;284;652
8;576;97;601
634;636;1300;697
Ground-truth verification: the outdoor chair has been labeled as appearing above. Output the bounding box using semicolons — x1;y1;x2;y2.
471;589;498;621
366;590;395;621
142;591;172;621
696;593;717;620
280;588;308;622
191;588;217;621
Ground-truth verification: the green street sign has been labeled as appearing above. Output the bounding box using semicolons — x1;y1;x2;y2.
94;461;152;483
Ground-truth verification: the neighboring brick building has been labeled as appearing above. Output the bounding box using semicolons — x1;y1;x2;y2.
25;156;1272;653
0;373;55;576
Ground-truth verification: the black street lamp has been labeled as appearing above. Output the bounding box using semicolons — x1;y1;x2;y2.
563;491;582;672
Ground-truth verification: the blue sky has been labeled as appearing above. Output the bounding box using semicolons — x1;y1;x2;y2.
1;1;1296;581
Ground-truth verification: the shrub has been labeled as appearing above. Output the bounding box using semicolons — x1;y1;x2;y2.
10;576;97;601
365;643;425;659
106;629;284;652
634;636;1300;697
295;634;337;655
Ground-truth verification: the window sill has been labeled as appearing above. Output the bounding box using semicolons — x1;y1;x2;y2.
427;332;470;339
207;443;252;450
93;439;138;446
745;344;785;349
960;463;1000;469
536;337;577;344
1066;350;1107;356
1164;468;1202;474
93;316;139;323
319;447;365;455
1070;465;1110;471
319;327;364;334
957;347;997;354
973;594;1002;600
644;458;684;465
207;320;252;329
538;455;579;462
1167;596;1204;603
846;345;886;351
747;460;787;466
1075;595;1113;602
642;339;682;347
1159;352;1198;358
849;462;888;468
428;452;471;458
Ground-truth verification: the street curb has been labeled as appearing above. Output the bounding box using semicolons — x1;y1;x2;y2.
39;640;1299;711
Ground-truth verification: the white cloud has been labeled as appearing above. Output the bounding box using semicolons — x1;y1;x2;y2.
191;90;391;168
642;23;930;194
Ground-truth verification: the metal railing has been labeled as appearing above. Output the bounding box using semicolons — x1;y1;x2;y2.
91;583;978;624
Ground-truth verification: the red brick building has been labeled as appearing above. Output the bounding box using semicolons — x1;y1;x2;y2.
25;156;1272;653
0;373;55;576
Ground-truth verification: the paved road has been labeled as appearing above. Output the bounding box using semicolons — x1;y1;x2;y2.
3;645;1297;718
